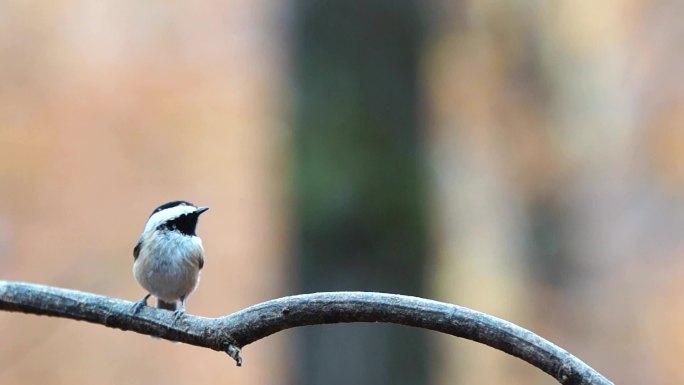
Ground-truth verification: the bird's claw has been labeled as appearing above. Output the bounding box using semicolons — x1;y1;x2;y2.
172;308;185;322
131;295;150;314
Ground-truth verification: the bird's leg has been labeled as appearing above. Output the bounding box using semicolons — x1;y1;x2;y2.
131;293;151;314
172;297;186;321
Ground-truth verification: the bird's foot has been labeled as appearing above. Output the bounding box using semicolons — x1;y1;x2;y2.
131;294;151;314
172;307;185;322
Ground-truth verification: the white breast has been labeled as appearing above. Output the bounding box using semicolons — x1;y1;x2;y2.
133;230;204;302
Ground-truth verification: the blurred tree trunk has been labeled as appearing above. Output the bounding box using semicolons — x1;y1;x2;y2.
424;2;547;384
535;3;648;384
426;2;660;384
290;1;429;385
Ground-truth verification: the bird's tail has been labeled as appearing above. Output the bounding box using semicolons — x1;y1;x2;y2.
157;299;177;311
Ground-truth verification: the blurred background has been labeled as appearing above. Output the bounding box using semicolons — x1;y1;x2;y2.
1;1;683;384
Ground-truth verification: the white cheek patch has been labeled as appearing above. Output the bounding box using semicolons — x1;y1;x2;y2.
144;205;197;233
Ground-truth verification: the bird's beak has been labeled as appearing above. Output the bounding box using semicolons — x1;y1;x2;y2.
195;206;209;215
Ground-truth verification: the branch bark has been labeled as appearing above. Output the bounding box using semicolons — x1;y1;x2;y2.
0;280;612;385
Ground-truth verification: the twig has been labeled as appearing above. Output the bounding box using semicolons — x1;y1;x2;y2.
0;280;612;385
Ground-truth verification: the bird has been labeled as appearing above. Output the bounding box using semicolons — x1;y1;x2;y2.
131;200;209;320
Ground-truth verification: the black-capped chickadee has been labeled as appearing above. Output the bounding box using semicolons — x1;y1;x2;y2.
131;201;208;319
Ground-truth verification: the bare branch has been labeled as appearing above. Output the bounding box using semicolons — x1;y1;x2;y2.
0;280;612;385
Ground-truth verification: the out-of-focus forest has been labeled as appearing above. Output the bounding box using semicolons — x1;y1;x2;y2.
1;1;683;385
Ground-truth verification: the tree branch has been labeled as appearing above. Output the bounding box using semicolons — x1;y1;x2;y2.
0;281;612;385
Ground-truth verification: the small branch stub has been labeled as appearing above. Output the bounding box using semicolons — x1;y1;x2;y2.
226;343;242;366
0;281;613;385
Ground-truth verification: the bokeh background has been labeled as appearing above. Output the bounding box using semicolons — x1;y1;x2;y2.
1;1;683;384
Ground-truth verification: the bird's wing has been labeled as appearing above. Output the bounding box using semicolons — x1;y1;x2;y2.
133;239;142;260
